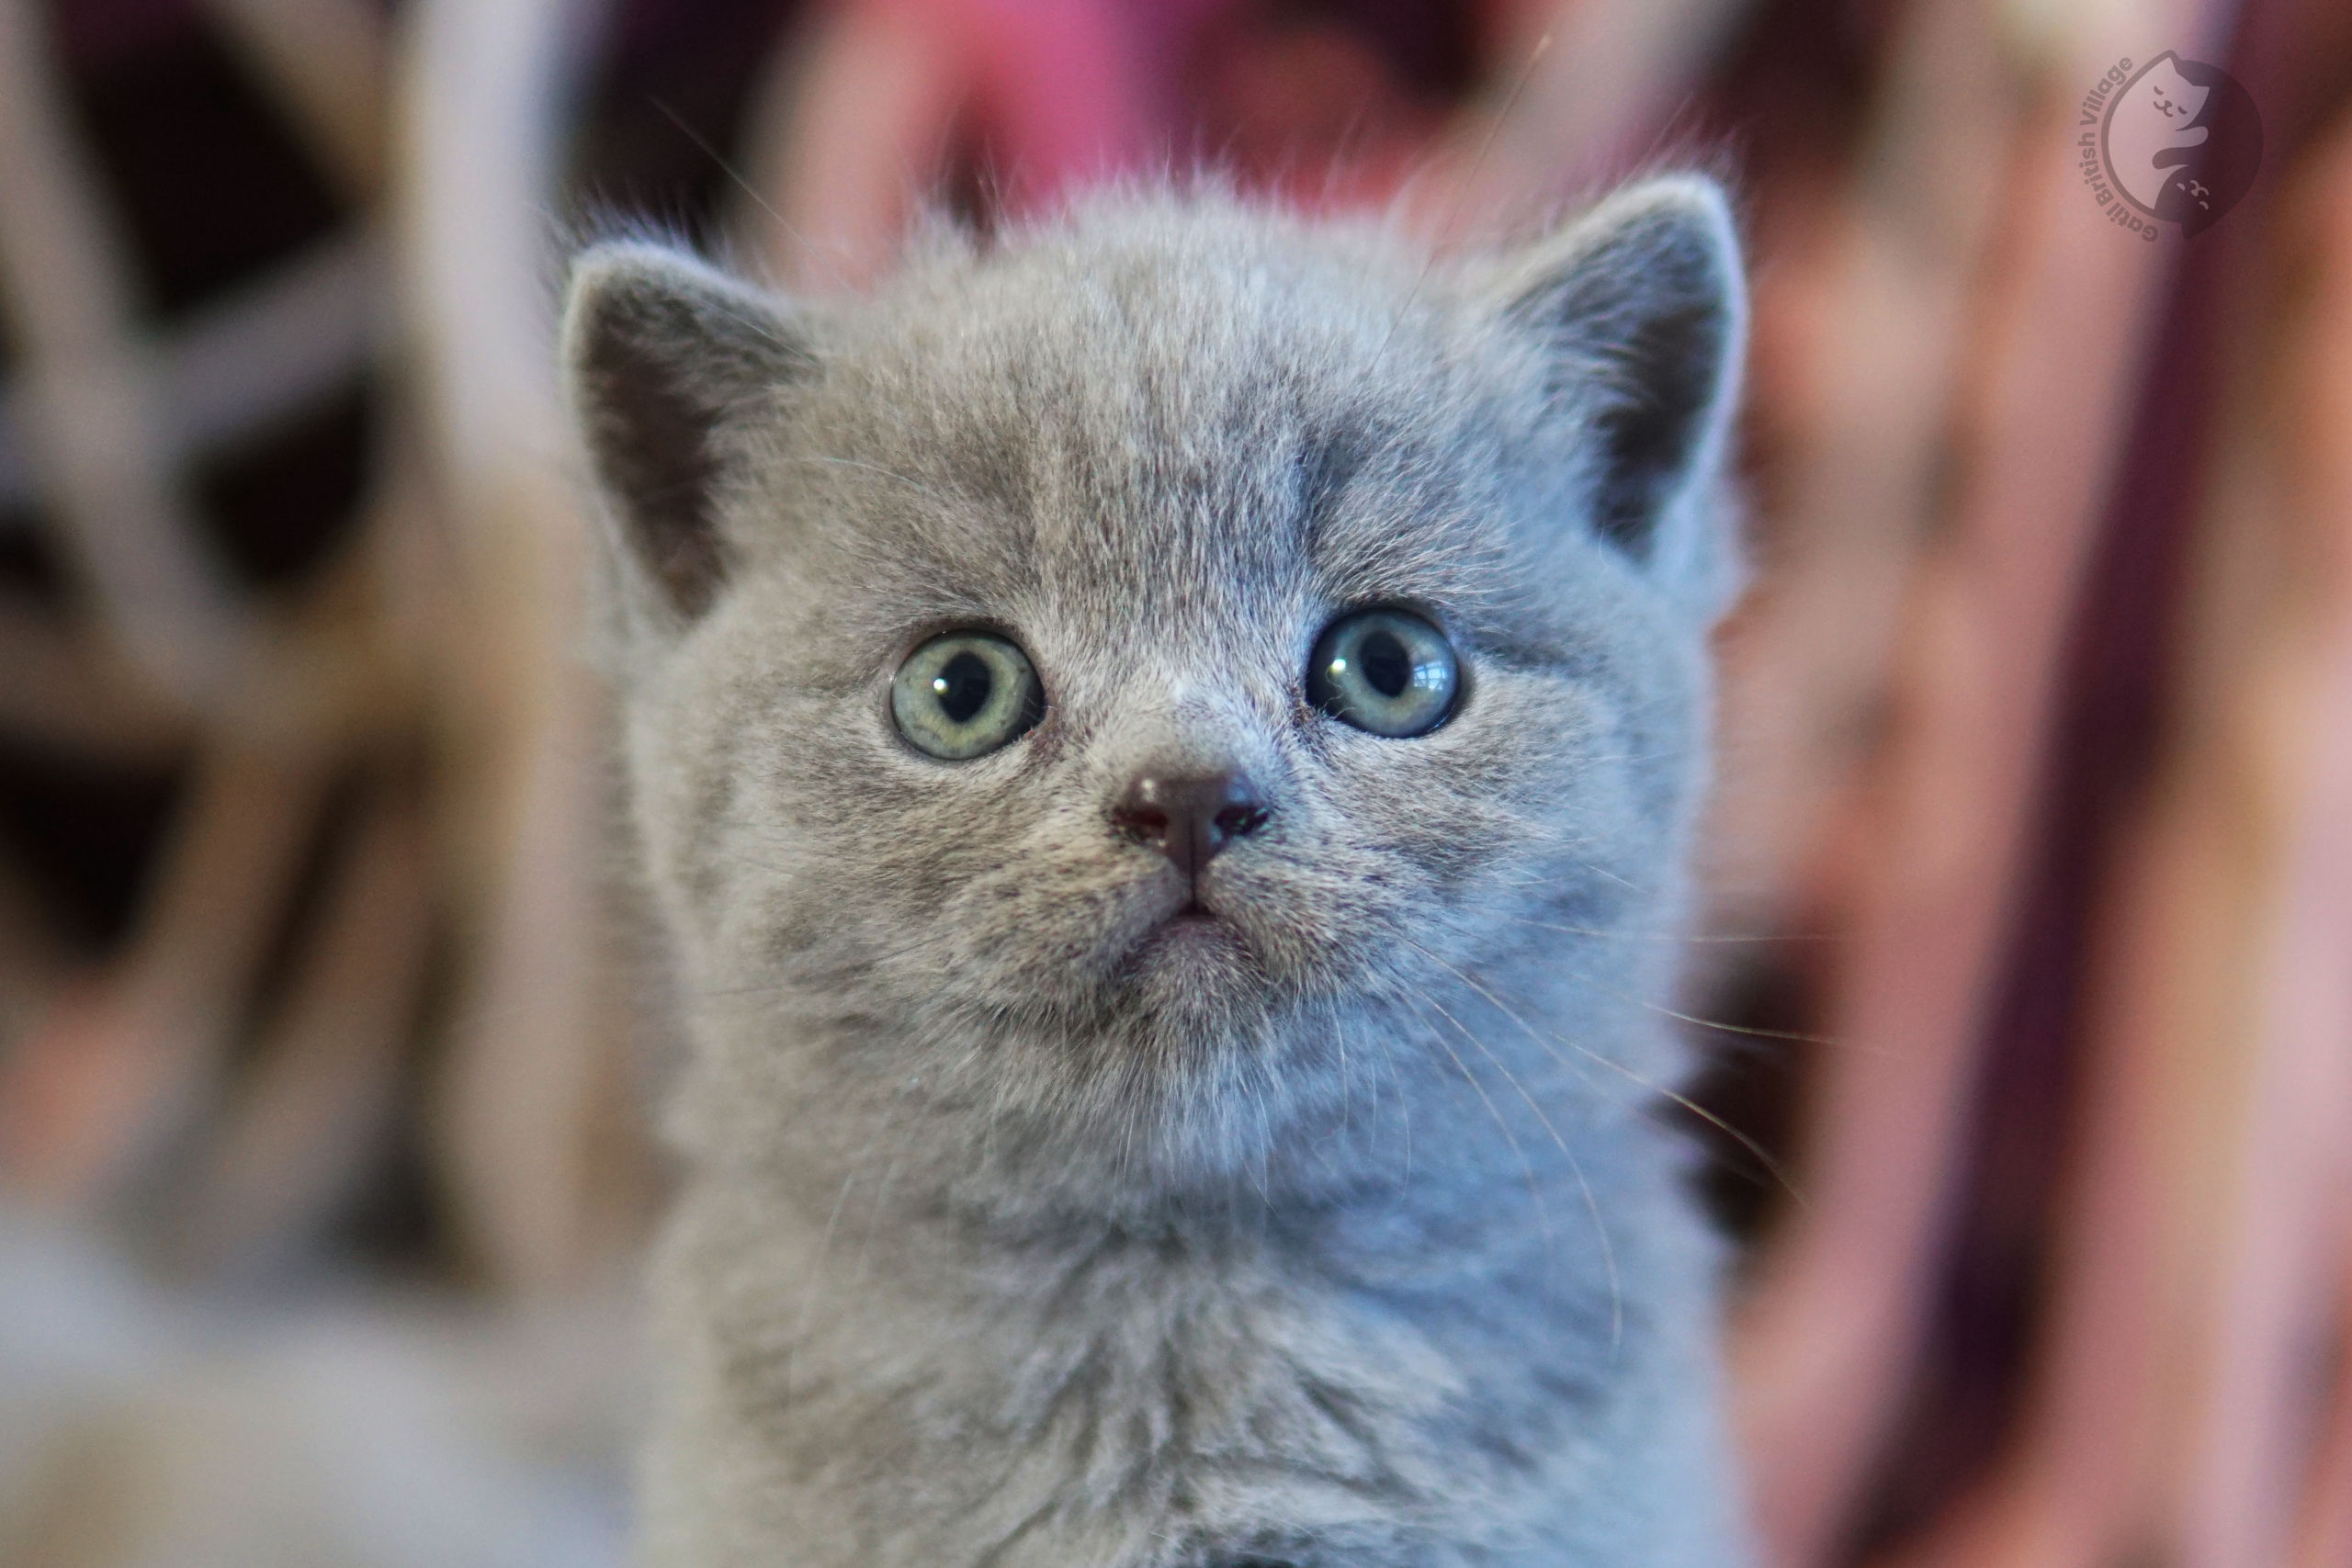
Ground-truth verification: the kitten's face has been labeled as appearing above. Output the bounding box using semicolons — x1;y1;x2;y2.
565;186;1744;1171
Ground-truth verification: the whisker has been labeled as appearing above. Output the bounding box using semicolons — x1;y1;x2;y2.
847;1140;912;1296
1499;914;1837;945
1374;31;1556;365
1405;938;1809;1217
1398;980;1623;1356
1632;995;1861;1054
784;1146;870;1409
647;94;825;276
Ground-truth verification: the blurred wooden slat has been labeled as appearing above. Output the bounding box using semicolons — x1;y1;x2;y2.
1430;0;1757;236
1866;70;2352;1568
0;605;186;765
0;847;67;1047
0;0;247;713
747;0;1146;292
2282;120;2352;1568
0;742;329;1208
1727;2;2234;1559
175;784;433;1279
2294;1263;2352;1568
399;0;650;1296
150;231;386;477
2173;148;2352;1563
196;0;390;203
0;231;382;515
0;0;396;742
1706;0;2015;932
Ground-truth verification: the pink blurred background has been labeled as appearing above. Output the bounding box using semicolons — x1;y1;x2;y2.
0;2;2346;1564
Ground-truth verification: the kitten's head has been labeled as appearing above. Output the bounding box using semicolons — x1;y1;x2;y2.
561;180;1744;1188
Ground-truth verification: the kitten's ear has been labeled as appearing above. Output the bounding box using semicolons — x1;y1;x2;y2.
560;243;812;628
1496;176;1746;596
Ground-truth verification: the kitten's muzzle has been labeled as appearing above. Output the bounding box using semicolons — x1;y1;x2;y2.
1111;771;1269;892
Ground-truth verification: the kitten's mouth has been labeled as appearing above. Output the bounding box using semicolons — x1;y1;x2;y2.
1133;887;1243;953
1153;903;1227;940
1104;871;1265;983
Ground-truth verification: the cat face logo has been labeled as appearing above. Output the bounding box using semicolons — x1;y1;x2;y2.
2089;52;2262;238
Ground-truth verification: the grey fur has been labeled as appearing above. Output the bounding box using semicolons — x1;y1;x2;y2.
560;176;1751;1568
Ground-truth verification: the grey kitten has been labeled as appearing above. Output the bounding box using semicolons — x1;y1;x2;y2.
560;175;1750;1568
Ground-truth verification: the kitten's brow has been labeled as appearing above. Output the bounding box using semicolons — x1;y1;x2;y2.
785;453;956;508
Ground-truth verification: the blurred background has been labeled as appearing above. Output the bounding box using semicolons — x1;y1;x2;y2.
0;0;2346;1564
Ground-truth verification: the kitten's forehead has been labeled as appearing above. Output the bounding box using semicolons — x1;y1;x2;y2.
790;205;1521;644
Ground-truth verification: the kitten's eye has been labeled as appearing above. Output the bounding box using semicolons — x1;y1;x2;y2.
1306;608;1459;738
891;631;1045;760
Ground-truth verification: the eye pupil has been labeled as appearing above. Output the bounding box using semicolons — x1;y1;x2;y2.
1305;608;1459;738
933;651;994;724
892;632;1044;760
1357;631;1411;698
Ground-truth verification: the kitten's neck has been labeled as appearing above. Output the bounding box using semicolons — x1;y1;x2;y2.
681;971;1668;1249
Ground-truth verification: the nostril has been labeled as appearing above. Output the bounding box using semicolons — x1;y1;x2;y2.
1213;804;1268;840
1114;771;1270;872
1116;806;1171;844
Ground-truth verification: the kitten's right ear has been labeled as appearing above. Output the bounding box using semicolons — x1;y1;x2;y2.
560;243;812;627
1489;176;1746;610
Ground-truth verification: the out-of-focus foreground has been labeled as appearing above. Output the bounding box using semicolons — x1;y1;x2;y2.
0;2;2346;1565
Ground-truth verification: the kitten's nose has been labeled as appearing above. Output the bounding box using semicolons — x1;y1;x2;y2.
1111;772;1269;883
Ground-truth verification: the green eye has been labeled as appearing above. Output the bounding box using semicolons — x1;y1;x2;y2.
1306;608;1459;738
891;631;1045;760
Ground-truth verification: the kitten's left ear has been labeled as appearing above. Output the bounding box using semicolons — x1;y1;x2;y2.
560;243;814;637
1495;175;1747;604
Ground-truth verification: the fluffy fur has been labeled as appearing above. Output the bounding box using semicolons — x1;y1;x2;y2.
561;177;1751;1568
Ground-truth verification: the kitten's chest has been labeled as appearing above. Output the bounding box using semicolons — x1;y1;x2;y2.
694;1193;1634;1566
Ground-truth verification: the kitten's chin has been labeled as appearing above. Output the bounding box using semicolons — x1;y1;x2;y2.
1144;908;1242;955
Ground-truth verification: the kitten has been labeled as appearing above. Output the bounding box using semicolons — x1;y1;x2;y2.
561;175;1751;1568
